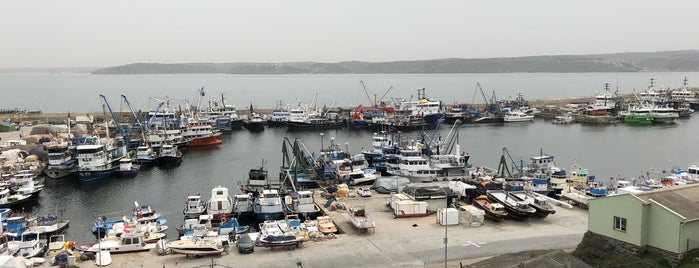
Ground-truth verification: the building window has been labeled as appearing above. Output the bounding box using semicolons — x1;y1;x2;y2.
614;216;627;232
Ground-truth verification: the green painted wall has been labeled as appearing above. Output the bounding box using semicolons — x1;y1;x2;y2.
680;221;699;252
589;194;645;246
645;201;682;253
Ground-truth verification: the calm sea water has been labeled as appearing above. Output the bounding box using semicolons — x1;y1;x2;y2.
4;72;699;244
1;72;699;112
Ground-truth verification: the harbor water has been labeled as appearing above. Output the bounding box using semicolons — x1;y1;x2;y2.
3;72;699;244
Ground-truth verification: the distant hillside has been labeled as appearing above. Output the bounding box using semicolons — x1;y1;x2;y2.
0;67;99;73
91;50;699;74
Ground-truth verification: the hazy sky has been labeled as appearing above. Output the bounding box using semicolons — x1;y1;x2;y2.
2;0;698;68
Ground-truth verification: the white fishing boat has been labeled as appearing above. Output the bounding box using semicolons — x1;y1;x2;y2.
135;145;157;166
284;191;322;220
183;194;208;219
207;185;233;220
166;237;225;256
253;189;285;221
504;109;534;122
9;171;43;198
347;206;375;233
232;193;254;218
79;232;152;254
6;231;47;259
117;158;140;177
345;168;379;186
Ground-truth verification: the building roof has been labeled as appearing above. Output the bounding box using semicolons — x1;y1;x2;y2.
635;183;699;221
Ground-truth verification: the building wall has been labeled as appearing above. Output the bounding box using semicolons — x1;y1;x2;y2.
680;221;699;252
645;201;682;253
588;194;646;246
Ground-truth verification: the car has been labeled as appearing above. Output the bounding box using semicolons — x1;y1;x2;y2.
235;233;255;254
357;187;372;197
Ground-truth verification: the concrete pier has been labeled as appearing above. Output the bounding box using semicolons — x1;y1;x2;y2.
58;185;588;268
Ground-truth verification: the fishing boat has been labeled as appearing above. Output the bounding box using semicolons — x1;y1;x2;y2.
6;231;47;259
25;213;71;239
232;193;254;219
503;109;534;122
166;237;225;256
43;141;76;179
135;145;157;166
47;235;68;255
244;105;266;132
207;185;233;221
180;120;223;147
621;102;679;125
132;201;161;223
508;191;556;218
183;194;208;219
347;205;375;233
283;191;322;220
156;144;182;166
238;159;282;196
73;143;121;182
9;171;43;198
0;188;32;208
254;189;285;221
345;168;379;186
117;158;140;177
486;189;536;220
471;195;507;222
78;232;152;254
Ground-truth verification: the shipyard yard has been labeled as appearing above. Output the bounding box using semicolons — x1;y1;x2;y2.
64;187;588;268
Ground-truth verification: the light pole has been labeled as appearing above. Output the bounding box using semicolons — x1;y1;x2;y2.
442;188;448;268
320;133;324;149
94;214;103;267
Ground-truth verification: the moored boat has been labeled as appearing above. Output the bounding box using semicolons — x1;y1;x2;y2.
73;143;122;182
117;158;140;177
156;144;182;166
253;189;285;221
207;185;233;222
183;194;208;219
43;141;76;179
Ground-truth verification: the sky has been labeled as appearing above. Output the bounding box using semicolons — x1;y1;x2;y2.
2;0;699;68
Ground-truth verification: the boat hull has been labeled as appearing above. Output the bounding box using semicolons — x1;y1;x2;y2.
44;163;76;179
157;156;182;166
255;212;285;221
187;136;222;147
75;167;117;182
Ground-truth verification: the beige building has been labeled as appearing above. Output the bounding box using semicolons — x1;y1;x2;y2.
588;183;699;260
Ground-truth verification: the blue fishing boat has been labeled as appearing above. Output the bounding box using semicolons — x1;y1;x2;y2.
73;143;123;182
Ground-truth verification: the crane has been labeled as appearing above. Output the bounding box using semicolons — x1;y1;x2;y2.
360;80;393;108
121;95;147;143
99;94;128;143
